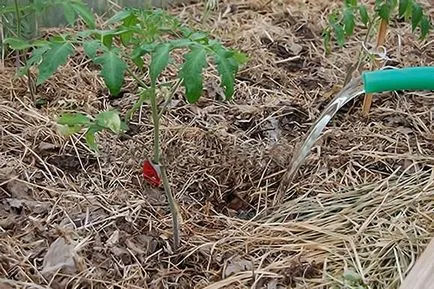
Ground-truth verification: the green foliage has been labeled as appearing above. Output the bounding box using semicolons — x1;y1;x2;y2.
0;0;95;44
4;7;248;151
94;49;127;96
150;43;171;85
57;110;124;151
179;45;208;103
211;42;243;99
323;0;431;51
36;41;75;85
330;269;369;289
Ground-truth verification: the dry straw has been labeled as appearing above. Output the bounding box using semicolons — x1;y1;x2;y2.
0;0;433;288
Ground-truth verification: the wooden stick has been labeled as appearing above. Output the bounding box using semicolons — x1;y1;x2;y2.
362;19;388;116
399;237;434;289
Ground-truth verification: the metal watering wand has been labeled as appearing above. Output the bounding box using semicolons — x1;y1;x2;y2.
277;66;434;199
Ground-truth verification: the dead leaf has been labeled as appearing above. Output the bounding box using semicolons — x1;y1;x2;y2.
125;239;146;255
0;166;14;181
166;99;181;109
5;198;24;210
5;198;50;214
223;256;253;278
6;180;30;199
110;246;129;257
106;230;119;247
38;142;58;151
0;216;17;230
266;279;278;289
41;237;78;276
206;81;225;101
136;235;158;253
262;117;281;144
288;42;303;55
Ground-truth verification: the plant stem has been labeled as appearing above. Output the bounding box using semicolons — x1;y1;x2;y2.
150;84;161;163
13;0;21;66
125;88;151;122
149;83;181;250
160;165;180;249
13;0;21;38
127;67;148;88
126;70;181;249
343;20;376;86
1;15;4;68
158;79;181;119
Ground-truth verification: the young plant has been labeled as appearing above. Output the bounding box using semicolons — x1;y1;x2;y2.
0;0;95;39
1;0;95;97
4;8;247;249
323;0;431;115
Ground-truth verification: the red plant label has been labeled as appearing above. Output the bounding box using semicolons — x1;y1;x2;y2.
142;159;162;187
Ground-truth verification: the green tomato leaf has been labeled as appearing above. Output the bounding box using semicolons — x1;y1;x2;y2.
179;45;207;103
343;7;355;36
344;0;357;7
85;125;102;151
411;3;423;31
107;8;135;24
131;43;156;69
180;26;193;38
102;34;113;49
211;43;240;99
132;55;144;69
70;1;95;29
37;42;75;85
94;50;127;96
120;15;139;45
333;23;345;47
76;30;93;38
17;45;51;77
322;30;331;54
62;2;76;26
57;113;91;126
327;12;345;46
378;3;391;21
170;38;193;48
3;37;33;50
58;124;83;137
120;30;133;46
83;39;101;60
132;43;156;58
398;0;410;17
358;5;369;26
232;50;249;66
95;110;122;133
419;15;431;39
149;43;171;85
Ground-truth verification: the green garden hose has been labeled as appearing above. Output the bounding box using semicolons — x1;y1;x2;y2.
362;66;434;93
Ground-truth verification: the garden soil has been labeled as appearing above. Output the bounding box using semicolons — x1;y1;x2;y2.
0;0;433;288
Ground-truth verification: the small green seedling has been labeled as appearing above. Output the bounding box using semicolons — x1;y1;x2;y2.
331;269;369;289
1;0;95;47
1;0;95;100
323;0;431;114
57;110;125;152
4;7;248;249
323;0;431;51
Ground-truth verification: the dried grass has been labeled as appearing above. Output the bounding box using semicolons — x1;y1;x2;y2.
0;0;433;288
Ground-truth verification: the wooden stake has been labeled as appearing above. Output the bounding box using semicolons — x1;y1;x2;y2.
362;19;388;116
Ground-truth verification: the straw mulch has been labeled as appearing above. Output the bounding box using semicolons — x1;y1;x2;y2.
1;0;433;288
